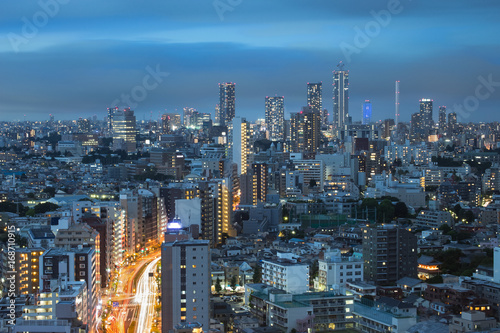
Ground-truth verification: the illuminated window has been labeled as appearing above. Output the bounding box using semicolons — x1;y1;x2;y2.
192;265;197;268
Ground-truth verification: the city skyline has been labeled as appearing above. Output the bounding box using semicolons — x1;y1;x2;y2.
1;1;499;123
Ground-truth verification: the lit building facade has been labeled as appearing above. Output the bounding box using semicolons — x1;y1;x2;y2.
362;100;372;125
228;117;252;175
307;83;324;125
161;240;211;332
219;82;235;126
333;64;349;135
112;108;136;152
290;106;321;153
265;96;284;141
419;98;433;132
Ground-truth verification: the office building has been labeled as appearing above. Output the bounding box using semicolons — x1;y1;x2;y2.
363;225;418;285
293;159;324;191
219;82;235;126
265;96;285;141
333;63;349;134
112;108;136;152
362;100;372;125
162;113;181;134
161;240;210;332
183;107;196;127
107;107;117;132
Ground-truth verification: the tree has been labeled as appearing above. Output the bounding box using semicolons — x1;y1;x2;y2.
43;186;56;198
310;260;319;285
394;202;409;219
309;179;317;188
439;224;452;233
252;266;262;283
230;276;237;291
378;199;395;223
34;202;60;214
215;277;222;294
426;275;443;284
464;210;475;223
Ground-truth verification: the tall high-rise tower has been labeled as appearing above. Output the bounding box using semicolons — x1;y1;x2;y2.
107;107;118;132
228;117;252;175
395;81;400;126
438;106;447;132
307;83;324;125
419;99;433;131
362;100;372;125
112;108;137;152
333;62;349;135
290;106;321;153
265;96;284;141
218;82;235;126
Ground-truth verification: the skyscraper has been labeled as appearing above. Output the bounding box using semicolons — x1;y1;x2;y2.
333;62;349;135
183;107;196;127
362;100;372;125
395;81;400;126
410;112;424;142
448;112;457;133
219;82;235;126
228;117;252;175
307;83;323;124
439;106;447;132
419;99;434;131
290;106;321;153
112;108;137;152
161;240;210;332
265;96;284;141
107;107;118;132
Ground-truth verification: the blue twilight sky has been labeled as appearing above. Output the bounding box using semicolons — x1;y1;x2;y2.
0;0;499;124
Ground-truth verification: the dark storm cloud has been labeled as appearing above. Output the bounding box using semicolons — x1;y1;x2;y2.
0;0;499;122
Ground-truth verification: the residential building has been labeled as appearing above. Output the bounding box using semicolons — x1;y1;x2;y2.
363;225;418;285
161;240;211;332
265;96;285;141
262;258;309;294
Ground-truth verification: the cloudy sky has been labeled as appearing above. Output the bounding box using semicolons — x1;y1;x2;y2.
1;0;499;123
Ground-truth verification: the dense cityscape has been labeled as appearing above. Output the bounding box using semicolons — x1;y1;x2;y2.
1;66;500;333
2;0;500;332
